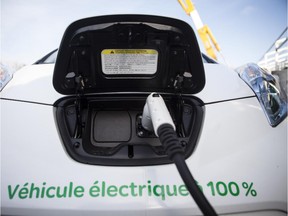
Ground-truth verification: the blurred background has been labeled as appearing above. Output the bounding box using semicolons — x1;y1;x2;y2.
1;0;287;75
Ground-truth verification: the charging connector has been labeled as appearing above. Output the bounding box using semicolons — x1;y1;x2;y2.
141;93;175;136
142;92;217;216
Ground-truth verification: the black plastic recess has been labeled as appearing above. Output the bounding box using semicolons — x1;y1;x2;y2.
53;15;205;95
54;94;204;166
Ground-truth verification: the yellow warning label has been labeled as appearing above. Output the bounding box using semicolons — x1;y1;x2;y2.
101;49;158;55
101;49;158;75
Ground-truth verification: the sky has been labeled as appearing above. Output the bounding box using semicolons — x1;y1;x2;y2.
1;0;287;69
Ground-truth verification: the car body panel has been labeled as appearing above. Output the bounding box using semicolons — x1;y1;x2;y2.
1;1;286;214
1;96;287;215
0;63;254;105
0;64;62;105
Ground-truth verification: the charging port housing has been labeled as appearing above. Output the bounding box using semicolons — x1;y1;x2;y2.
53;15;206;166
55;94;204;165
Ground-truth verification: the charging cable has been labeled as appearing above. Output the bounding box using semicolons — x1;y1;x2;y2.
142;93;217;216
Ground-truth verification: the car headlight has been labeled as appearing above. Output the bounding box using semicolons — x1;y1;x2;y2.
0;64;13;91
236;63;287;127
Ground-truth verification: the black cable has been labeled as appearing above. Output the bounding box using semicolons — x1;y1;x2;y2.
174;154;217;216
158;124;217;216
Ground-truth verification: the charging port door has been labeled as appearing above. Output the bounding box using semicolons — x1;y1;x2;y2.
53;15;205;95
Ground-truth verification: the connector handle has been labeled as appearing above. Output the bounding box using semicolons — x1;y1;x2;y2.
142;93;175;136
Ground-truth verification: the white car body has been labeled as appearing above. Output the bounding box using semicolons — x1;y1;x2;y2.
1;2;287;216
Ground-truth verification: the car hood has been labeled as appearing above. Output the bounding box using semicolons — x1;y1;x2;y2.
0;63;254;105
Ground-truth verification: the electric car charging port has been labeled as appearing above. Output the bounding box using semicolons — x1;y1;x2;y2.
54;94;204;166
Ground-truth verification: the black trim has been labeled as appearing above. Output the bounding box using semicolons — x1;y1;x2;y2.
0;95;256;107
34;49;58;64
0;98;53;106
204;95;256;105
202;53;217;64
